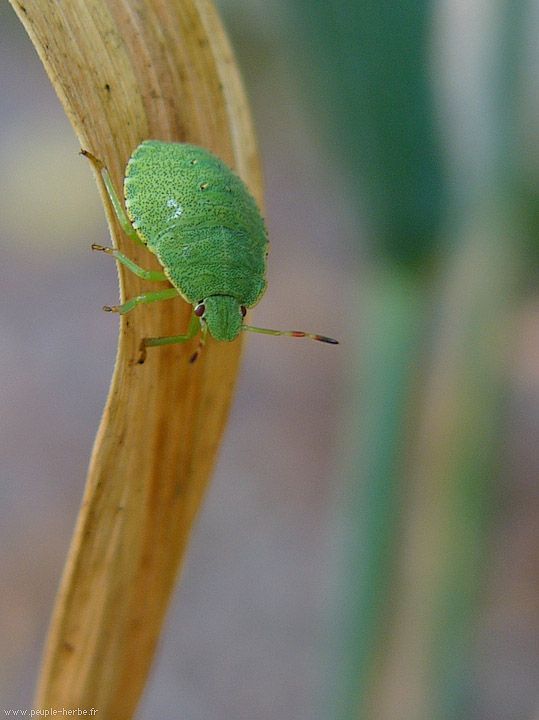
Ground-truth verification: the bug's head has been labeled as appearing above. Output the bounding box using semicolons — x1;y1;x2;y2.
194;296;246;342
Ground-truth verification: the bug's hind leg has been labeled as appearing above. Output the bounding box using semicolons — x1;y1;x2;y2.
138;312;202;364
81;149;145;247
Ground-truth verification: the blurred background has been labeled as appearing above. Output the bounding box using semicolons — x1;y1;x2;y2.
0;1;537;718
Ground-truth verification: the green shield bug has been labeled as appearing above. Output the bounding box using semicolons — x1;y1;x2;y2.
83;140;338;363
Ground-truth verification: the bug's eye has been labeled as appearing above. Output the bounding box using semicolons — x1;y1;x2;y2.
240;306;247;317
194;303;205;317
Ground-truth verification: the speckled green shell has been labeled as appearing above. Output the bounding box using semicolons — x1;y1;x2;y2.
124;140;268;308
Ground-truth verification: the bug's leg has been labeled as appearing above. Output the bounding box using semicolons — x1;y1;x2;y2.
104;287;180;315
91;244;168;282
81;149;145;247
188;320;208;364
138;312;201;364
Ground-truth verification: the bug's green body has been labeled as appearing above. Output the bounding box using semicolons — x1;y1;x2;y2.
84;140;338;362
125;141;267;342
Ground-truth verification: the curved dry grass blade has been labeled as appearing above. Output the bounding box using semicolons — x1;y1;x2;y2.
8;0;262;716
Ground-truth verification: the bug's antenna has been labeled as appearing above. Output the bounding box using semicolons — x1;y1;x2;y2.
242;325;339;345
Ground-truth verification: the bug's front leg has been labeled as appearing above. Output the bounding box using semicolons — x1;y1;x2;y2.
138;312;203;364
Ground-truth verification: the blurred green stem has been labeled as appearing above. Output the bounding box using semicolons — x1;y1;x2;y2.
385;194;520;720
317;0;531;716
328;197;521;720
420;196;521;720
328;268;426;719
